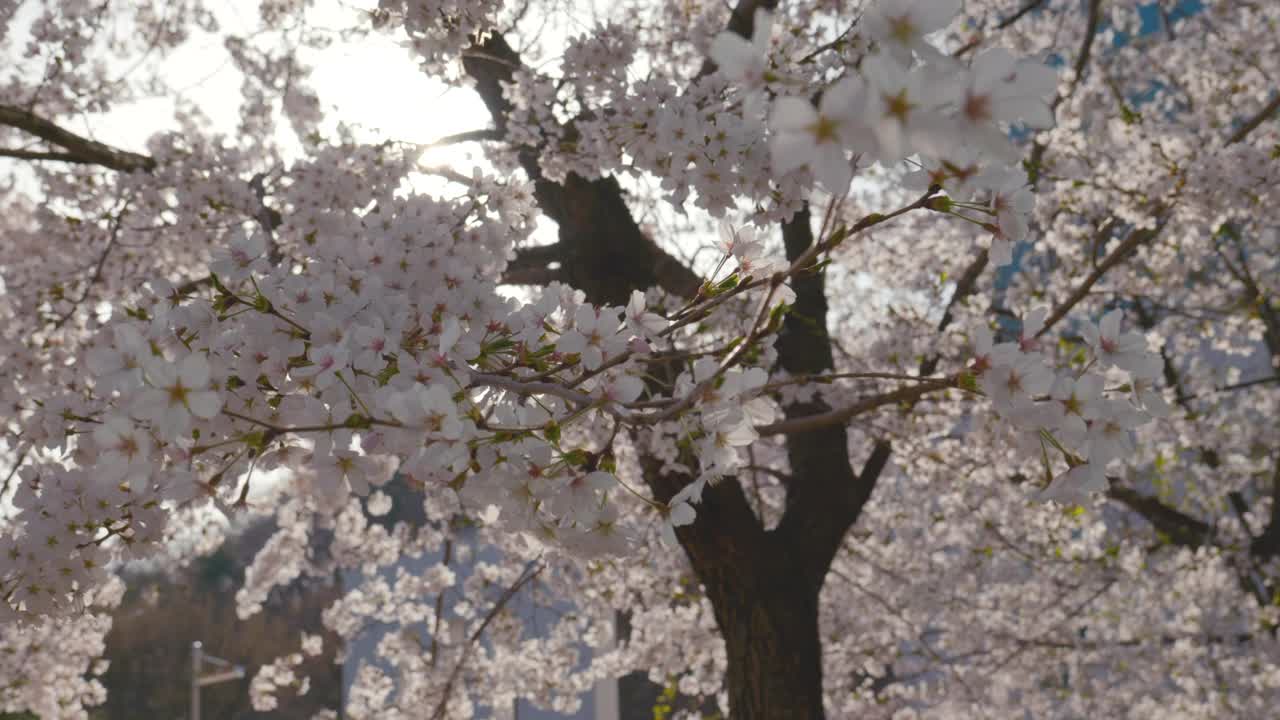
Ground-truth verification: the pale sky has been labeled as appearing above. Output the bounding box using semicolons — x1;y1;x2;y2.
88;1;493;187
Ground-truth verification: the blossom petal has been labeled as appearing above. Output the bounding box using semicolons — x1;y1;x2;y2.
186;390;222;419
179;353;211;388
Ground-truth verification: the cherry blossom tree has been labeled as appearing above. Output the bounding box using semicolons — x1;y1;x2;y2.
1;0;1278;718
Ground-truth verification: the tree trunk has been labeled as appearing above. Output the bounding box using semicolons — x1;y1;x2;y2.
642;444;834;719
709;566;826;719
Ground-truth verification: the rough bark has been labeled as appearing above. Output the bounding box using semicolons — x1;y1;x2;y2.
640;452;829;719
707;553;826;719
627;209;873;718
460;32;700;304
772;207;866;582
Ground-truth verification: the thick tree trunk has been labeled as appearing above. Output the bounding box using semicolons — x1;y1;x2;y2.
640;442;837;718
688;208;836;719
709;567;826;719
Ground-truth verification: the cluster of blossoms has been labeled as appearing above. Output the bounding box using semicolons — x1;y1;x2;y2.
972;308;1164;505
702;4;1168;502
0;0;1136;625
248;632;324;711
494;0;1052;252
718;3;1052;263
0;582;118;719
376;0;508;80
7;0;1279;716
0;158;792;616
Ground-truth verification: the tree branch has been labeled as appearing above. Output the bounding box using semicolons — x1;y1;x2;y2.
1060;0;1104;108
0;103;155;172
922;248;990;377
771;204;864;584
501;242;564;286
1027;0;1104;185
1182;375;1280;401
1106;485;1213;548
778;242;989;575
1036;101;1270;338
953;0;1050;58
1036;216;1168;338
1225;92;1280;146
426;128;502;147
50;196;131;328
460;32;700;303
430;559;543;720
0;148;88;163
757;380;957;436
1252;457;1280;559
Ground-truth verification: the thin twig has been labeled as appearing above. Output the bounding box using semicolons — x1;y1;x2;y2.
1225;93;1280;146
51;195;132;328
1035;217;1169;338
952;0;1050;58
430;559;544;719
757;379;958;436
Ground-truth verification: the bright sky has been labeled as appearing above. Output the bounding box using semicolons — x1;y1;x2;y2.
72;0;573;300
89;1;493;183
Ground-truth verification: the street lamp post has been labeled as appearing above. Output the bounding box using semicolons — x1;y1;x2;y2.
190;640;246;720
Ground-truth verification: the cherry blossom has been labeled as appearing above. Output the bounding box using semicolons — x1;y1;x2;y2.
769;77;867;191
1039;462;1106;506
953;48;1057;159
1083;309;1153;375
1;1;1278;718
708;8;773;102
860;54;952;161
624;290;668;338
131;354;223;439
863;0;960;66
